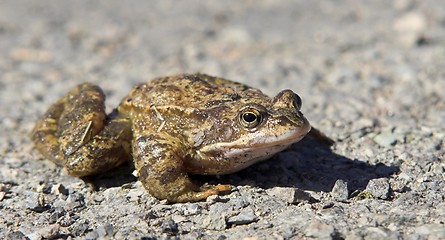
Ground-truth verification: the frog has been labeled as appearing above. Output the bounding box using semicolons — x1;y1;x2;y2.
31;73;314;203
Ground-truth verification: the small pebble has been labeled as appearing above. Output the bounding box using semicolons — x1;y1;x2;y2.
365;178;392;200
201;214;227;231
373;131;399;147
414;224;445;239
25;192;48;212
305;219;336;239
7;231;27;240
27;224;61;240
64;192;84;211
161;219;179;234
0;191;5;201
126;189;144;202
331;179;349;201
96;224;114;238
93;194;105;203
85;230;99;240
183;203;201;216
266;187;310;204
227;207;258;225
393;12;427;47
346;227;401;240
51;183;69;195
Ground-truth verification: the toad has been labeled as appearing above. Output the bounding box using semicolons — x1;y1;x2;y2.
31;73;314;202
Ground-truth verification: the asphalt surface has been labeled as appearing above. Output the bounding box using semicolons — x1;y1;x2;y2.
1;1;445;239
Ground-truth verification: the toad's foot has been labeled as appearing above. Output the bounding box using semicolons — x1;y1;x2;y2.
195;184;232;199
173;184;232;203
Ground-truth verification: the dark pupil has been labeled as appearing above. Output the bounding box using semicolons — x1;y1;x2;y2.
243;112;257;123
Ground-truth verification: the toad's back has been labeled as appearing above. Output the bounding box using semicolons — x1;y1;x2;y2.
118;73;268;112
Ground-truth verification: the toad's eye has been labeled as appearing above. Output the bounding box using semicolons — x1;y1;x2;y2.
293;94;302;111
239;109;263;129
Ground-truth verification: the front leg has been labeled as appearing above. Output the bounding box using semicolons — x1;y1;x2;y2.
133;133;231;203
31;83;133;177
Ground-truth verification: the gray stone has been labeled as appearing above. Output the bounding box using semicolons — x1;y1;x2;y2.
229;196;250;210
392;12;427;47
64;192;84;211
126;189;144;202
281;225;296;239
208;202;230;214
102;187;121;201
365;178;392;200
227;207;258;225
346;227;401;240
373;131;399;147
266;187;310;204
183;203;201;216
96;224;114;238
25;192;48;213
27;224;61;240
51;183;69;195
305;219;336;239
85;230;99;240
161;219;179;234
92;194;105;203
0;191;5;201
7;231;27;240
412;224;445;239
201;214;226;231
331;179;349;201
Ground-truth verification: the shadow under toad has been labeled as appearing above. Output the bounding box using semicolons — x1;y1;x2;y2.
82;163;137;191
86;130;399;196
201;132;399;194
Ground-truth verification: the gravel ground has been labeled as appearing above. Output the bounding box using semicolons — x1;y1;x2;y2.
1;1;445;239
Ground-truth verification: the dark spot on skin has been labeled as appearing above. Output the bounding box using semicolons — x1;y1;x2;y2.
230;93;241;101
166;166;176;172
136;136;147;143
193;109;208;120
183;154;195;164
159;166;182;184
138;165;149;182
126;98;132;102
205;92;242;108
183;74;214;89
205;100;227;108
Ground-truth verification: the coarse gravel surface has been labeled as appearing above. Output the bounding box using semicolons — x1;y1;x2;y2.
1;1;445;239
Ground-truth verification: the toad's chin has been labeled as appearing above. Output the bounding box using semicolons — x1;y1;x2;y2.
199;123;311;175
219;131;310;174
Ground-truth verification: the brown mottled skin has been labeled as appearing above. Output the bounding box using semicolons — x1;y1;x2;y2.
31;73;313;203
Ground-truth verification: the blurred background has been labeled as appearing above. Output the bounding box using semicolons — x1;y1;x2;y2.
1;1;445;239
2;1;444;130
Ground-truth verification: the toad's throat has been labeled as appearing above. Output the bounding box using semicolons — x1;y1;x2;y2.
200;124;312;155
193;125;311;175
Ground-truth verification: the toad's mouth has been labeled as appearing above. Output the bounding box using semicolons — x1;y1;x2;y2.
196;123;311;175
200;121;312;155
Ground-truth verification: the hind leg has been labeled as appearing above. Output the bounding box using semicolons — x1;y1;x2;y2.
31;83;133;176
